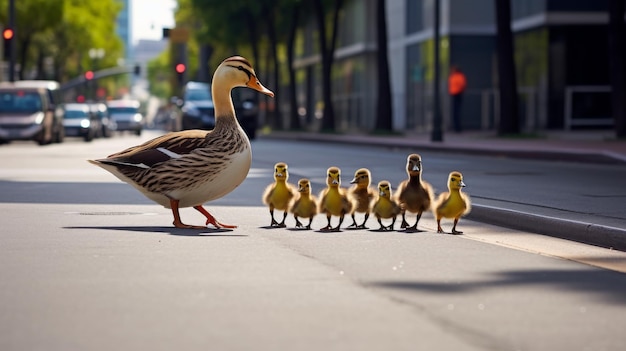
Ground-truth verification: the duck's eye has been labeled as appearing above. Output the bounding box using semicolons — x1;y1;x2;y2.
237;65;252;79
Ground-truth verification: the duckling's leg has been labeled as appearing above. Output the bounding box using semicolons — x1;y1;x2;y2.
320;215;333;231
407;212;423;232
170;199;206;229
306;217;313;230
358;213;370;229
269;207;280;227
451;217;463;234
388;216;397;231
331;215;345;232
193;205;237;229
436;218;445;233
294;215;304;228
278;211;288;227
347;214;358;228
400;211;410;228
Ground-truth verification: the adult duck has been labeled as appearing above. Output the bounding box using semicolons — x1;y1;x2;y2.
89;56;274;229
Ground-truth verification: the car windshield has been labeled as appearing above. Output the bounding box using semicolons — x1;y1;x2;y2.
108;107;138;114
64;110;88;119
0;91;42;113
185;89;211;101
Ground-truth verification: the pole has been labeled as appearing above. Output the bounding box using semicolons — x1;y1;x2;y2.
431;0;443;142
8;0;15;82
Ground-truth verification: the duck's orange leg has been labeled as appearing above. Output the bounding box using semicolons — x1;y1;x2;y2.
170;199;206;229
194;205;237;229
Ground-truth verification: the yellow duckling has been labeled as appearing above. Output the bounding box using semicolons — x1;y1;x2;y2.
89;56;273;229
433;171;471;234
372;181;401;231
318;166;353;232
347;168;377;229
289;178;318;230
395;153;434;231
262;162;296;227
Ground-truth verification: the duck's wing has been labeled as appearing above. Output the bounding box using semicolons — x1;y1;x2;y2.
461;192;472;214
98;130;210;170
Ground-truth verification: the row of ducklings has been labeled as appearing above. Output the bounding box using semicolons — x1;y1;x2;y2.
262;154;471;233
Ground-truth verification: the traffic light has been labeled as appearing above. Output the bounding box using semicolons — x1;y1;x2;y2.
3;28;14;60
134;64;141;76
84;71;94;80
175;63;186;84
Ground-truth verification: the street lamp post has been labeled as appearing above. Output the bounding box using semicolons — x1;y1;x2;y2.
431;0;443;142
88;48;105;100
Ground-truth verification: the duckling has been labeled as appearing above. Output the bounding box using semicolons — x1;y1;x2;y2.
433;171;471;234
289;178;318;230
371;181;401;231
88;56;274;229
262;162;296;227
347;168;377;229
318;166;353;232
395;153;434;231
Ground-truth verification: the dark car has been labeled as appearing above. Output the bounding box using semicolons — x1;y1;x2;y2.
179;81;259;139
90;103;115;138
106;99;143;136
0;80;64;145
62;103;100;142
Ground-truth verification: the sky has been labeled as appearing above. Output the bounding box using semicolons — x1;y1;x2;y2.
131;0;177;44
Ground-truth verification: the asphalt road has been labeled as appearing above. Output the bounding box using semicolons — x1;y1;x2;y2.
1;131;626;351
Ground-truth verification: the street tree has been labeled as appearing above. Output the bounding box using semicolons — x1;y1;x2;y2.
494;0;520;135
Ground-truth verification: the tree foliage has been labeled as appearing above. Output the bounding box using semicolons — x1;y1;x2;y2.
0;0;123;82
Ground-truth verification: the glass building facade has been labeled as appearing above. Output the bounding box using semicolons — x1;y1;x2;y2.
290;0;618;133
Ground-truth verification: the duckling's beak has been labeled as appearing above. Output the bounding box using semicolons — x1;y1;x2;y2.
412;165;420;171
332;179;339;185
460;180;466;187
298;185;305;192
276;172;285;178
247;77;275;97
350;177;358;184
379;190;387;196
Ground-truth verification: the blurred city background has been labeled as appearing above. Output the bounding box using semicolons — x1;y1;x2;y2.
1;0;625;144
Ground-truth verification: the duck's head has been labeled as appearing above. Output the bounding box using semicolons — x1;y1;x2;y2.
297;178;312;195
215;56;274;97
447;171;466;190
406;154;423;177
273;162;289;181
326;167;341;188
378;181;392;198
350;168;371;188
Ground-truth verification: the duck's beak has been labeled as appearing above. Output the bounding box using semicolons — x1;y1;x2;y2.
460;180;466;187
247;77;274;97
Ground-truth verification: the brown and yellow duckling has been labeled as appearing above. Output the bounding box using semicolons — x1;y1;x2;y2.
347;168;377;229
318;167;353;232
395;153;434;232
433;171;471;234
372;181;401;231
89;56;274;229
289;178;318;230
262;162;297;227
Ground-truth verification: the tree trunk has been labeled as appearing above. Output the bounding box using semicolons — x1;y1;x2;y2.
375;0;393;131
609;0;626;138
287;4;301;130
494;0;520;135
313;0;342;131
264;5;282;129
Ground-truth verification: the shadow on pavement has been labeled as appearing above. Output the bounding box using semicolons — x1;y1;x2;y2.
65;226;245;237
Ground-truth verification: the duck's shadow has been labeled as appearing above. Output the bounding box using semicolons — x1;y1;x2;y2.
65;226;245;237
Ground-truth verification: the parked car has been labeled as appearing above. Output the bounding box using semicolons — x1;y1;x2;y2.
0;80;64;145
62;103;100;142
90;102;115;138
106;99;143;135
178;81;260;139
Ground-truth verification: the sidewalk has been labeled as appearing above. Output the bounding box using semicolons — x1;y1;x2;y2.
262;129;626;165
260;129;626;251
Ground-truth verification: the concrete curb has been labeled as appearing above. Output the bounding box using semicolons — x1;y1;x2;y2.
468;204;626;251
